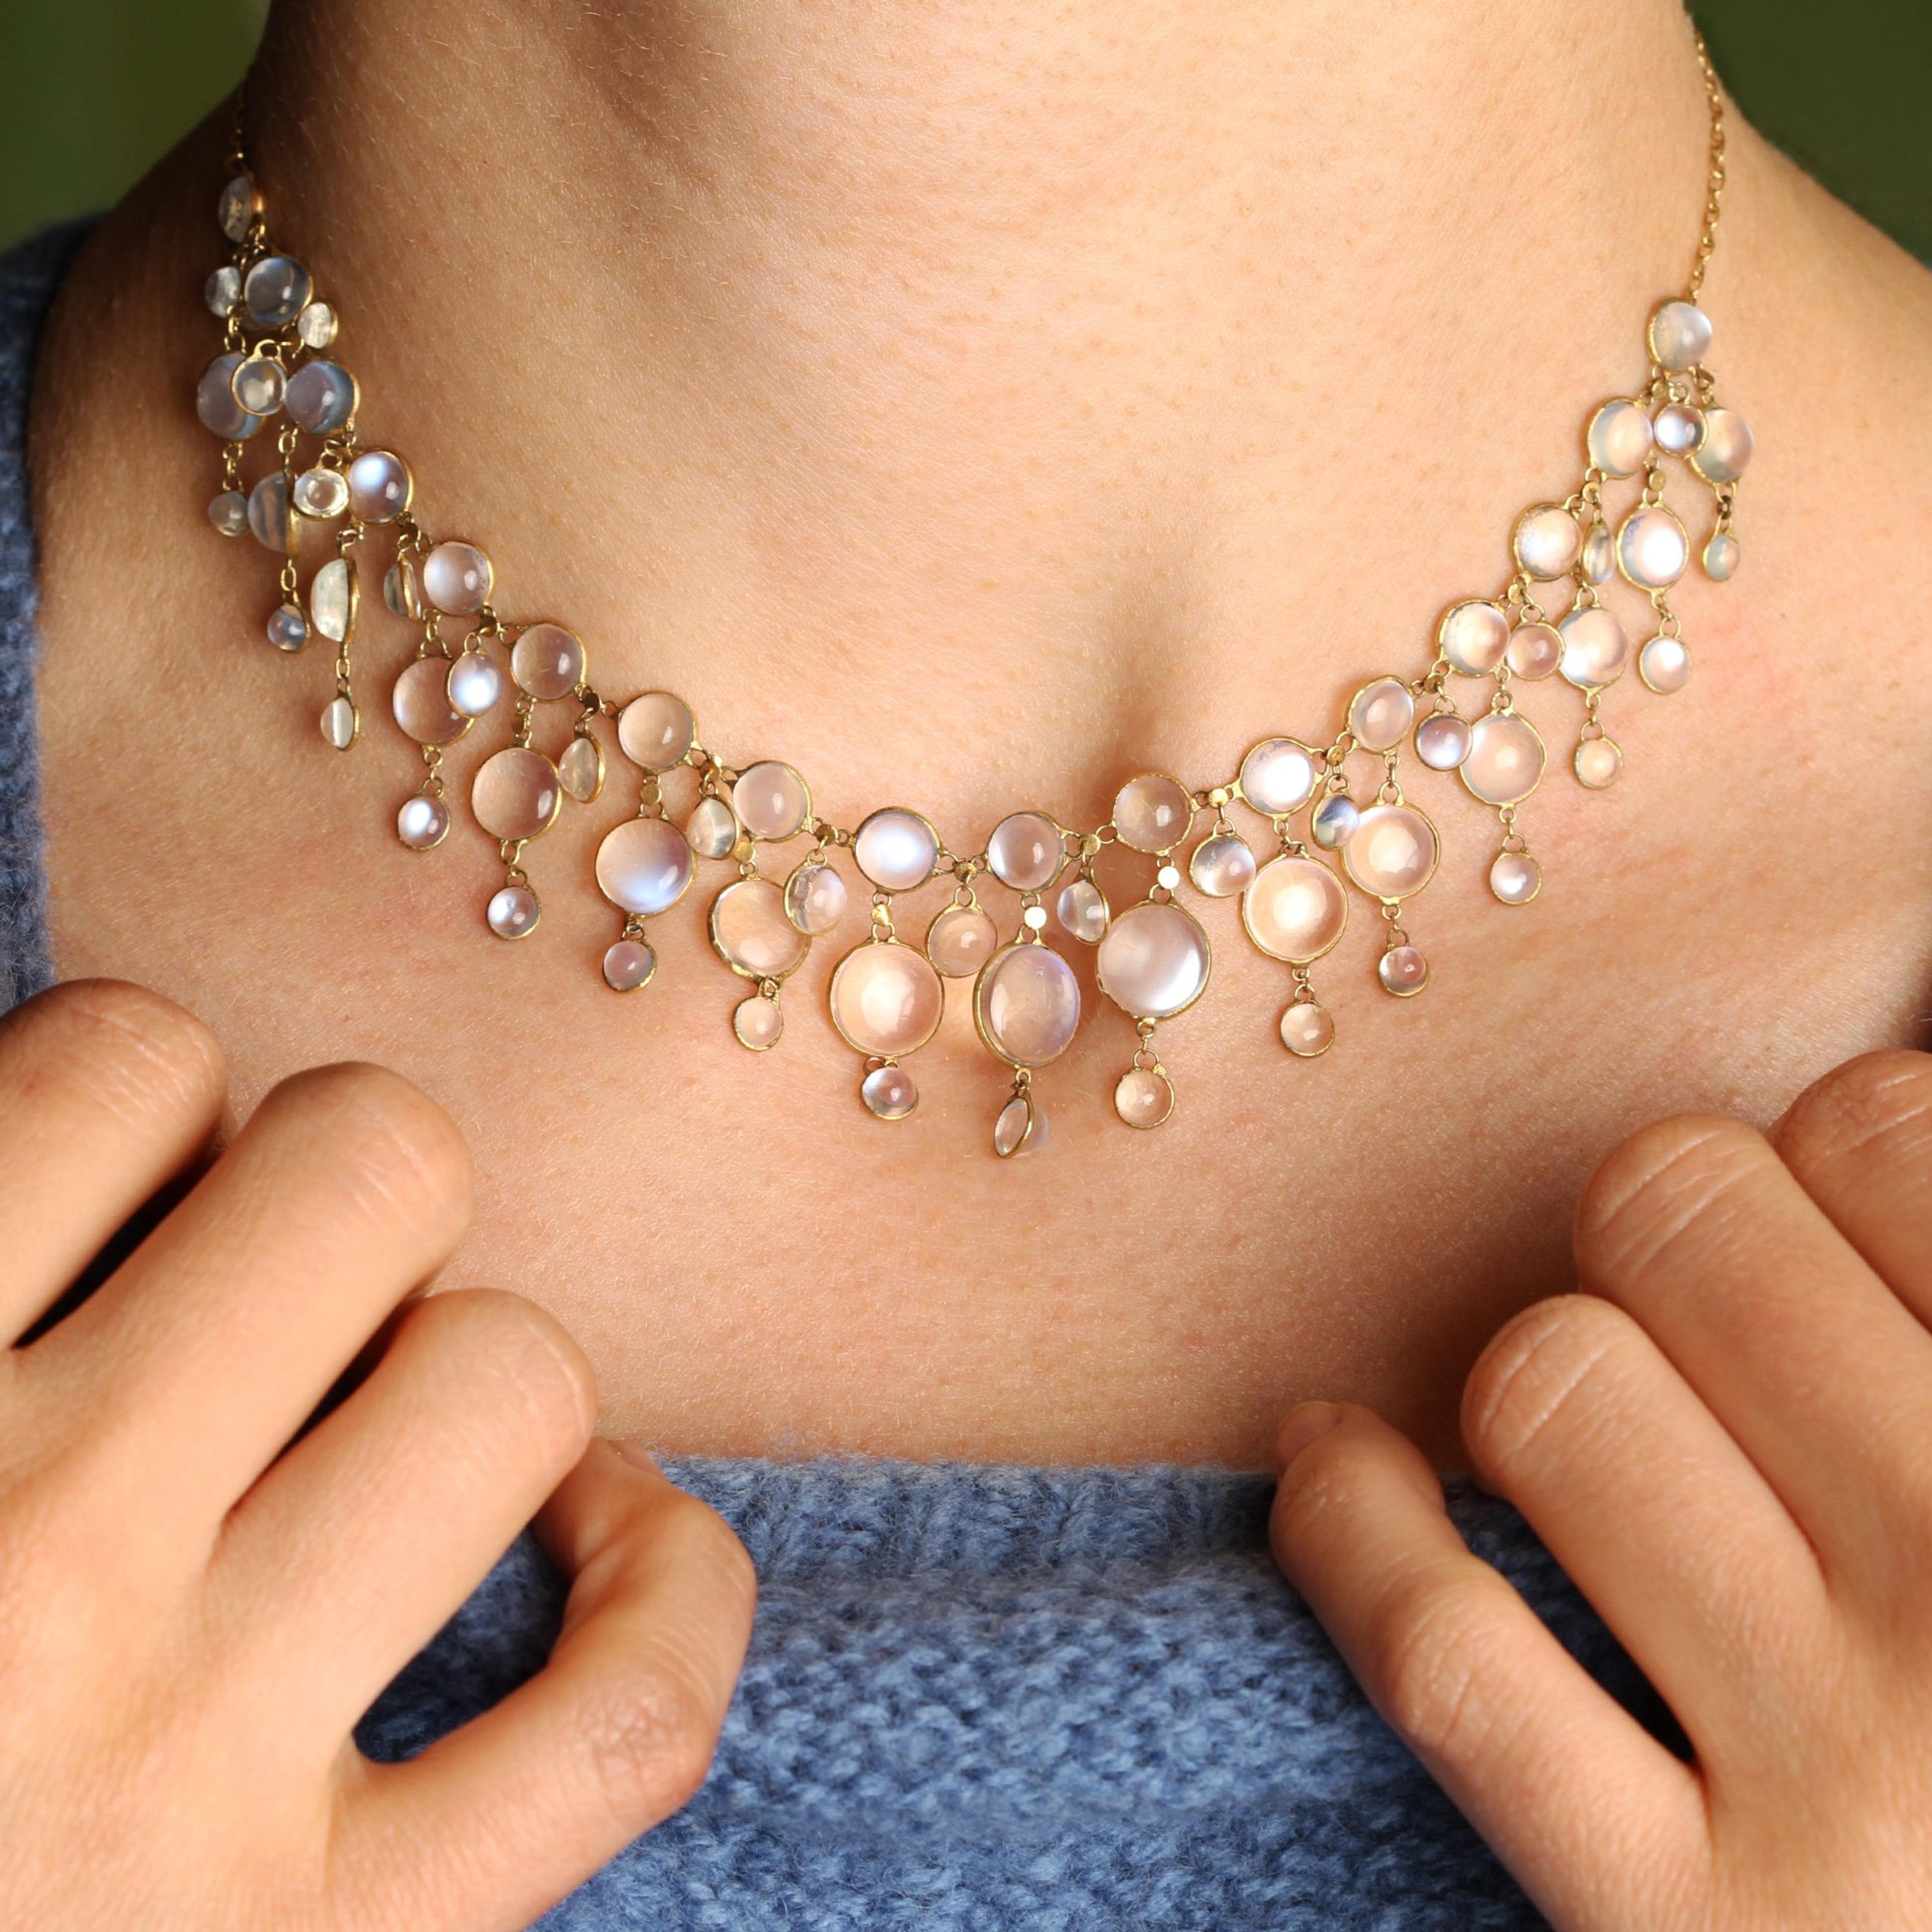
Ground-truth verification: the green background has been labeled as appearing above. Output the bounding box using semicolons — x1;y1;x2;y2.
2;0;1928;257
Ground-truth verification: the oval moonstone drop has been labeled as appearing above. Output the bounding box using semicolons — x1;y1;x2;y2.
310;558;354;642
346;450;413;523
1581;521;1615;586
285;360;358;436
734;996;784;1051
243;255;312;329
995;1092;1046;1155
1558;606;1630;691
510;623;586;701
1617;506;1688;590
205;265;241;317
1638;634;1692;694
732;762;812;843
1112;774;1194;854
1238;738;1322;817
1648;300;1712;371
1056;878;1109;944
1691;408;1753;484
1188;832;1256;898
976;943;1081;1067
293;467;349;521
197;354;264;440
1242;856;1347;963
1095;901;1212;1020
1378;945;1430;997
596;816;694;915
472;747;561;842
1280;1002;1335;1058
927;904;999;978
1490;850;1541;905
1342;804;1439;901
558;735;604;803
1506;621;1563;681
1575;737;1624;790
1704;532;1740;581
1586;398;1654;477
1113;1067;1174;1130
686;796;740;861
1413;713;1472;772
447;653;503;717
1653;403;1706;457
423;541;495;616
603;939;658;992
854;809;940;891
1461;712;1546;806
296;302;338;350
1310;793;1358;849
383;559;421;620
617;692;695;771
487;884;540;939
861;1065;919;1120
986;812;1064;892
391;658;470;746
247;473;293;552
711;878;810;981
396;794;449;850
1346;678;1414;753
320;696;357;750
830;944;946;1058
1512;504;1581;582
217;174;258;242
784;859;847;936
1437;601;1510;677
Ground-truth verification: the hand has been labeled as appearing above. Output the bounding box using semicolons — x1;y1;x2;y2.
0;980;755;1932
1271;1048;1932;1930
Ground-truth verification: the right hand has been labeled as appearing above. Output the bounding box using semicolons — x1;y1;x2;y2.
0;979;756;1932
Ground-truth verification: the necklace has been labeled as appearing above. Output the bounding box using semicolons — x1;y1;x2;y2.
191;32;1745;1157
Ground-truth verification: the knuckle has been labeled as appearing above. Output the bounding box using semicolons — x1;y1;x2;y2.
579;1660;721;1825
1462;1294;1638;1478
1573;1111;1767;1289
1779;1051;1932;1181
5;978;224;1126
1372;1569;1515;1765
415;1288;597;1457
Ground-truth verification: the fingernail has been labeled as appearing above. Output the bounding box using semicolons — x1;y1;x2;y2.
611;1437;663;1473
1276;1401;1342;1469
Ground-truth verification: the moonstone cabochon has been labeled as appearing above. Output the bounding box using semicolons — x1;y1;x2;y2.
346;450;413;523
1648;299;1712;370
423;541;495;616
197;353;265;439
285;359;358;436
1095;901;1212;1021
1241;856;1348;965
927;904;999;978
1586;397;1654;477
974;942;1082;1068
1557;605;1629;691
733;762;813;843
1691;407;1753;484
1237;739;1322;817
596;815;694;916
310;556;355;643
1112;775;1195;855
1511;505;1580;582
1436;602;1509;677
829;942;946;1058
1188;833;1257;898
986;812;1064;892
558;734;605;802
617;692;696;772
1113;1067;1174;1130
1413;713;1471;772
710;877;810;982
472;747;561;842
1490;850;1542;905
854;809;940;892
510;623;585;701
1616;506;1688;590
1460;712;1545;807
1638;634;1692;694
1347;678;1414;753
1341;804;1439;901
392;657;471;747
243;254;311;328
447;653;504;717
784;859;848;936
686;796;741;861
1506;622;1562;681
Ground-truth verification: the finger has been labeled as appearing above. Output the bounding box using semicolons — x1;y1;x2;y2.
1271;1403;1708;1929
29;1062;472;1525
1772;1051;1932;1327
214;1289;596;1731
0;981;224;1345
332;1444;756;1932
1460;1295;1829;1761
1573;1111;1932;1565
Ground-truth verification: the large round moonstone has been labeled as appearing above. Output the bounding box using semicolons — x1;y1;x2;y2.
196;354;264;439
1413;713;1472;772
617;691;696;771
974;942;1081;1067
784;859;848;935
1279;1001;1335;1058
1342;804;1439;901
1574;737;1624;790
1506;622;1562;681
346;450;413;523
861;1065;919;1120
1311;793;1359;849
1112;774;1194;854
1653;403;1705;457
830;943;945;1057
285;360;358;436
853;808;939;891
1638;634;1692;694
1096;901;1212;1019
447;653;504;717
1242;855;1347;964
1461;712;1546;806
248;473;293;553
1188;832;1257;898
1691;407;1753;484
1113;1067;1174;1130
310;553;353;641
486;884;540;939
733;761;812;842
596;815;693;915
1648;300;1712;371
986;812;1064;891
1056;877;1109;944
1617;506;1688;589
927;904;998;978
1703;532;1740;581
686;796;740;860
1489;850;1541;905
558;735;604;802
1558;606;1630;690
603;939;658;991
1347;678;1414;753
1586;397;1654;477
1378;945;1429;997
392;658;471;746
1437;601;1510;677
1512;504;1581;581
734;995;784;1051
472;747;561;843
423;541;495;616
1238;738;1322;817
511;623;586;701
396;793;450;850
243;255;312;329
711;877;810;981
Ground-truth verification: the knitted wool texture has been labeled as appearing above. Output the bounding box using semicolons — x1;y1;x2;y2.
0;223;1657;1929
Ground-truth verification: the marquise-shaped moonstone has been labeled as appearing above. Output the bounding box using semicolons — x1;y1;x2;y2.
310;558;354;643
617;692;696;772
1238;739;1321;817
986;812;1064;891
975;943;1081;1067
392;658;470;746
558;735;604;803
853;809;940;891
1557;606;1629;691
927;904;998;978
829;943;945;1058
686;796;740;861
596;817;693;916
511;623;586;701
1111;775;1194;855
710;878;810;981
1342;805;1439;901
217;174;258;242
384;558;422;620
1188;832;1256;898
784;860;847;936
1581;522;1615;586
472;747;561;842
1437;601;1509;677
248;473;294;553
1113;1067;1174;1129
993;1093;1043;1156
205;265;241;316
1241;856;1347;964
1095;901;1211;1020
733;761;812;842
1346;678;1413;753
1511;504;1580;582
1461;712;1545;806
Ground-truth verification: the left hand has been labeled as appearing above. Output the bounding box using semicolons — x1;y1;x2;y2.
1271;1047;1932;1931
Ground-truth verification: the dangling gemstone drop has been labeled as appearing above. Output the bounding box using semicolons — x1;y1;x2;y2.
861;1064;918;1121
1112;1066;1175;1130
446;653;503;718
266;603;308;653
1187;832;1257;897
1279;1002;1335;1057
396;794;450;851
1489;850;1541;905
558;735;605;803
734;995;785;1051
994;1091;1048;1156
1378;945;1429;997
486;884;540;939
602;939;658;991
784;858;848;936
1574;737;1625;790
1056;877;1109;944
320;696;357;750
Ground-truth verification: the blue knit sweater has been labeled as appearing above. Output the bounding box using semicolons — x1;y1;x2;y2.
0;219;1654;1929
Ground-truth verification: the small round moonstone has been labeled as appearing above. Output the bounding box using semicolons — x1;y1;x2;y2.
1617;506;1688;590
384;558;422;620
734;996;784;1051
603;939;658;992
1112;774;1194;854
1342;804;1439;901
596;816;694;915
1113;1067;1174;1130
230;355;285;416
196;354;264;440
977;943;1082;1066
1558;606;1630;691
1378;944;1430;997
1574;737;1625;790
243;255;312;328
1586;398;1654;477
487;884;540;939
1188;832;1257;898
207;490;249;537
285;360;357;436
446;653;504;717
508;623;586;702
1489;850;1541;905
785;860;848;936
320;696;357;750
206;267;242;320
217;174;258;242
686;796;741;861
1311;793;1359;849
1242;855;1348;963
1279;1001;1335;1057
346;450;413;523
295;302;338;350
927;904;999;978
266;602;308;653
1096;901;1212;1020
1703;532;1740;581
862;1065;919;1120
1056;877;1109;944
733;762;812;843
422;541;494;616
1691;407;1753;484
993;1093;1043;1155
1347;678;1414;753
1512;504;1581;581
1413;713;1472;771
617;692;696;772
986;812;1065;891
1437;601;1510;677
1461;712;1546;806
1649;300;1713;371
1506;622;1563;681
830;943;946;1058
392;658;470;745
1653;403;1706;457
396;794;450;850
293;467;349;520
1238;738;1322;817
712;878;810;981
558;735;604;803
1581;522;1615;586
247;473;292;552
1638;634;1692;694
472;747;561;842
854;808;939;891
310;558;354;642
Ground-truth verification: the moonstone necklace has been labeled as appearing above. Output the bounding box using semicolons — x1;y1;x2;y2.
192;36;1747;1158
